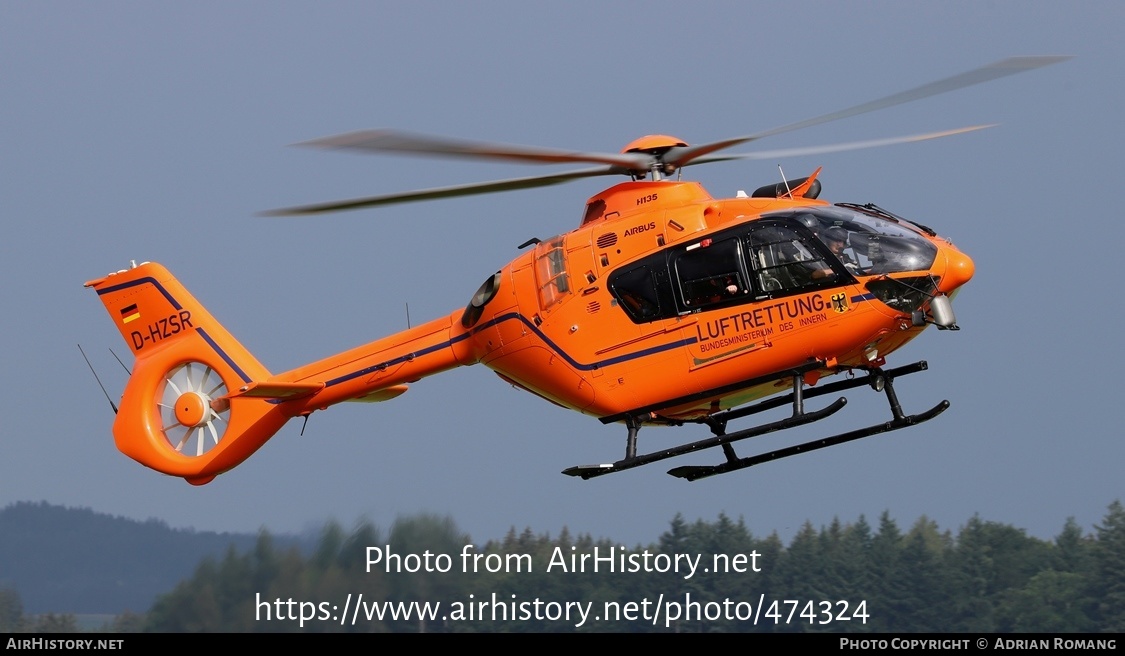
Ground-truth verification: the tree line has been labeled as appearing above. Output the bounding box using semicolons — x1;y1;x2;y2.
3;501;1123;632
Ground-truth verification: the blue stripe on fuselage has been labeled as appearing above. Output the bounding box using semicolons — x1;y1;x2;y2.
323;312;698;388
96;276;698;391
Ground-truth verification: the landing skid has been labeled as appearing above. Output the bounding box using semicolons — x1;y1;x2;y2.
562;361;947;481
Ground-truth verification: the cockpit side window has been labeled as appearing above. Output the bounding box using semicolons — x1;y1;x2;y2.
746;223;840;294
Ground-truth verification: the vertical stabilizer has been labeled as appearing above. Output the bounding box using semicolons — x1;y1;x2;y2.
85;262;287;484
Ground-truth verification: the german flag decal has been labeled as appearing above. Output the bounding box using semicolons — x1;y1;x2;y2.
120;304;141;324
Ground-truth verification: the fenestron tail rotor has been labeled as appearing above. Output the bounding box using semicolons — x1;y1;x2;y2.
157;362;230;458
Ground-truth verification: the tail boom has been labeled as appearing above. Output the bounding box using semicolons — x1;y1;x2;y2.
86;261;469;484
272;315;468;413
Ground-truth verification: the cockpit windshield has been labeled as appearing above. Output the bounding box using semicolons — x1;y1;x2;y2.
782;207;938;276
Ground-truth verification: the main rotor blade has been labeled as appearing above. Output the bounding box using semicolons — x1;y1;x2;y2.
267;126;996;215
665;55;1072;168
261;165;620;216
297;129;653;170
686;125;997;165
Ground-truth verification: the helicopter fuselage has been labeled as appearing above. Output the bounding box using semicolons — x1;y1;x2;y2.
274;178;973;428
85;54;1064;484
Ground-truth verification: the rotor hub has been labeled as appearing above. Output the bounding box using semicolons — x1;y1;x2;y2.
619;135;690;179
620;134;689;155
173;391;210;428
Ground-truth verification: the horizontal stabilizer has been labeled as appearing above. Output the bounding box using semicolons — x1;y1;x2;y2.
225;381;324;401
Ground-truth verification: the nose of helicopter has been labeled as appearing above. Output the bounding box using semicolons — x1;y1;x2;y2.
938;245;975;294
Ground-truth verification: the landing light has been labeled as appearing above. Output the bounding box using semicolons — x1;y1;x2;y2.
869;374;886;393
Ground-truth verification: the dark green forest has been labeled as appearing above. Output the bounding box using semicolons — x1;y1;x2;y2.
0;502;298;616
2;501;1123;632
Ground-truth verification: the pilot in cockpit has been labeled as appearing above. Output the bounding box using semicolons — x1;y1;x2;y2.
822;226;861;275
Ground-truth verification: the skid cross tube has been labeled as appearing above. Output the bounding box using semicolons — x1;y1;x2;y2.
562;395;847;479
562;360;945;481
668;400;948;481
698;360;932;427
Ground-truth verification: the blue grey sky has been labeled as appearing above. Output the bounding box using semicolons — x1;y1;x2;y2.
2;1;1121;548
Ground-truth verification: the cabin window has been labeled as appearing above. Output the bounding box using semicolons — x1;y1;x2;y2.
534;236;570;311
673;237;750;309
609;265;662;321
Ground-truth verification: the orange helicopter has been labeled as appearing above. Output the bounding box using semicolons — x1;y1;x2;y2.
85;56;1068;485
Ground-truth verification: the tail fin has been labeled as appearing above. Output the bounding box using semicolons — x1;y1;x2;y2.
85;262;290;485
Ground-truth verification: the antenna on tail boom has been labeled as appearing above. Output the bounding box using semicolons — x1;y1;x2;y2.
78;344;118;415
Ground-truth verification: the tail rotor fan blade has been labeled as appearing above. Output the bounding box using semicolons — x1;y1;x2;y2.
157;362;230;458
